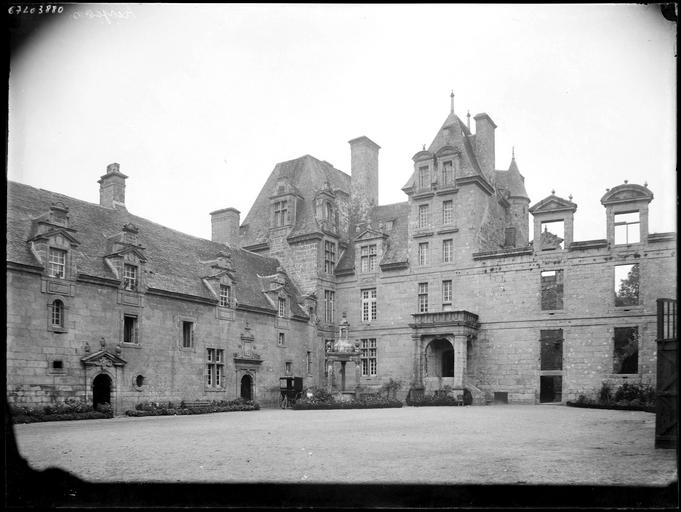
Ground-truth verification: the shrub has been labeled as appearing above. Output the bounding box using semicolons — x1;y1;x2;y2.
10;398;111;423
408;394;465;407
125;398;260;417
598;382;612;404
293;396;402;410
614;382;655;405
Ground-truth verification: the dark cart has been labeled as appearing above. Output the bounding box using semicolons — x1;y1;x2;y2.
279;376;303;409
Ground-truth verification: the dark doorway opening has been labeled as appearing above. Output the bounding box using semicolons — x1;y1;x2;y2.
240;374;253;401
92;373;112;408
540;375;562;403
442;349;454;377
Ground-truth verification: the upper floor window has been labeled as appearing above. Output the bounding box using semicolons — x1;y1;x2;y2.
324;241;336;274
418;166;430;189
325;202;334;221
418;242;429;266
541;270;564;310
274;200;288;227
219;284;231;308
123;263;138;291
614;264;640;307
360;244;377;273
418;204;430;229
418;282;429;313
442;161;453;185
206;348;224;387
442;239;453;263
614;211;640;245
505;227;517;248
442;200;453;225
324;290;335;323
123;314;138;344
48;248;66;279
361;288;377;322
442;280;452;304
182;321;194;348
278;297;287;317
307;351;312;375
51;299;64;328
278;332;286;346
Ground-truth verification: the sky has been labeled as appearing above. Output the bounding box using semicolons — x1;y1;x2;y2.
8;3;677;242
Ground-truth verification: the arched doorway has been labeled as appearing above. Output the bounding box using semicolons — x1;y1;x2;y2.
92;373;112;408
425;338;454;377
240;374;253;401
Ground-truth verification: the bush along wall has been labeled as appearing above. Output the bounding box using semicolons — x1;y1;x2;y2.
292;387;403;410
124;398;260;417
566;382;656;413
406;388;472;407
10;398;113;424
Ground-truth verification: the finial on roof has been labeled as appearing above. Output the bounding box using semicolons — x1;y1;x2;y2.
569;194;573;201
450;90;455;113
512;146;515;159
466;110;471;130
551;189;555;195
606;188;610;192
422;144;425;151
644;181;648;188
624;179;628;184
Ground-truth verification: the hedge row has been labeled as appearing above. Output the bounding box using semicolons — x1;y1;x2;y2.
125;399;260;416
292;398;403;410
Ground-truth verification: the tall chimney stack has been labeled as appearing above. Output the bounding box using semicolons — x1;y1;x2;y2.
349;136;380;223
98;163;128;209
473;113;497;182
210;207;241;247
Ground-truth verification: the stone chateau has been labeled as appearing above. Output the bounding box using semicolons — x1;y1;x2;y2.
6;99;676;412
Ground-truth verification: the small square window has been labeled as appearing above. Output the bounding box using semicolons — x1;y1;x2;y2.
52;360;63;370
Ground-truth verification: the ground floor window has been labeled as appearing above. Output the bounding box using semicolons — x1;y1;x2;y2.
360;338;377;376
206;348;224;387
613;326;639;374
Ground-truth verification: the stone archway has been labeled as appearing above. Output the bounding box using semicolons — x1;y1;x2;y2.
240;374;253;401
92;373;112;408
425;338;455;378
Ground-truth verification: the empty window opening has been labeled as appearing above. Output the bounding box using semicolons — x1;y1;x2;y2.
182;321;194;348
52;360;63;370
278;332;285;346
540;329;563;371
540;270;564;310
540;220;564;250
614;211;640;245
135;375;145;387
124;315;138;344
493;392;508;404
504;227;517;248
306;351;312;374
614;264;639;307
540;376;562;403
613;326;639;374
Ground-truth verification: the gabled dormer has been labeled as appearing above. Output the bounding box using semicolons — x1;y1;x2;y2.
28;202;80;280
354;228;388;274
104;223;147;291
260;266;292;320
403;149;436;197
600;182;653;247
529;192;577;251
314;182;339;236
269;176;302;230
201;251;237;312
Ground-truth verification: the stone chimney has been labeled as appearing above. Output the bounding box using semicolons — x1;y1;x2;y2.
473;113;497;182
349;136;380;222
210;207;241;247
98;163;128;209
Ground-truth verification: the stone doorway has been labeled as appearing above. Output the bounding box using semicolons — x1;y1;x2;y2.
425;338;454;378
92;373;112;408
240;374;253;401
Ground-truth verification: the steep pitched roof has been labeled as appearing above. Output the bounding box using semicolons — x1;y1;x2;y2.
240;155;351;248
494;156;529;200
6;181;307;316
335;201;409;273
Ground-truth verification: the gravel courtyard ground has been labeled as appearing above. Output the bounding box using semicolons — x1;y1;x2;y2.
12;405;677;486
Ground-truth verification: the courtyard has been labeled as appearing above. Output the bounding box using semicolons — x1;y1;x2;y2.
12;404;677;486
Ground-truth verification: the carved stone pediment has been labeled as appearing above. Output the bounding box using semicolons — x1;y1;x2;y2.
529;194;577;214
28;228;80;247
600;184;653;206
354;228;387;243
81;350;127;368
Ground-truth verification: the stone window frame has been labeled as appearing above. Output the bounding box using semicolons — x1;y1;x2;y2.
418;204;431;229
47;297;68;333
442;280;453;305
360;338;377;377
278;332;286;347
418;242;429;266
273;200;288;227
206;347;225;389
361;288;377;323
418;282;429;313
47;246;67;279
442;200;453;225
306;351;313;375
278;297;288;318
122;263;138;291
324;240;337;274
540;269;564;311
122;312;140;345
48;359;66;375
285;361;293;375
324;289;335;323
441;160;454;186
612;325;640;375
442;239;453;263
614;263;641;308
219;284;232;308
418;165;430;190
359;244;377;273
614;211;641;245
178;316;197;351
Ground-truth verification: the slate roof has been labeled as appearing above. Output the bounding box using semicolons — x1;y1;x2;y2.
335;202;410;273
494;156;529;200
240;155;351;248
6;181;307;316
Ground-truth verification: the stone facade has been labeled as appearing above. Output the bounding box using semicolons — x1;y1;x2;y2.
6;102;676;411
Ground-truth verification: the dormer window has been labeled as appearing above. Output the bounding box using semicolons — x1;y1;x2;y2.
219;284;231;308
278;297;287;317
418;166;430;189
123;264;138;291
614;212;640;245
360;244;377;273
442;161;453;185
48;248;66;279
324;241;336;274
325;201;333;221
274;200;288;227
